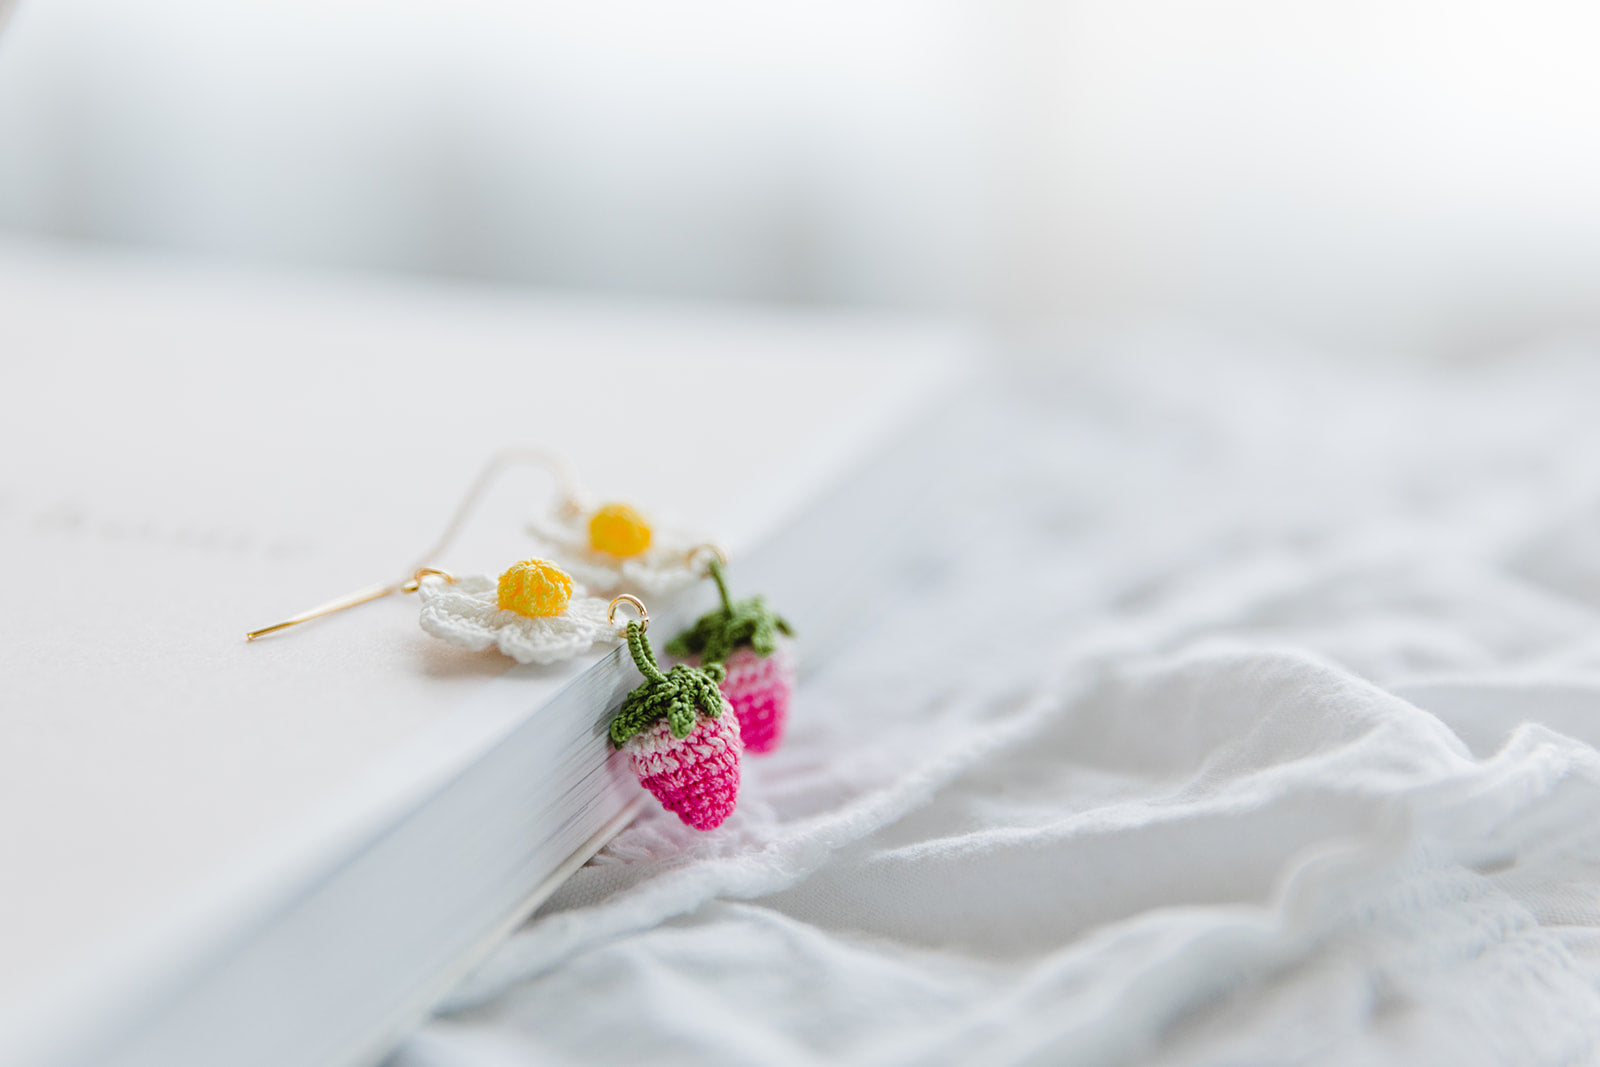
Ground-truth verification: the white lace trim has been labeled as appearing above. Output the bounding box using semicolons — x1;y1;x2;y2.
417;574;622;665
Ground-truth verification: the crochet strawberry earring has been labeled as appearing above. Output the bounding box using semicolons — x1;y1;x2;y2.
669;546;795;755
607;595;741;830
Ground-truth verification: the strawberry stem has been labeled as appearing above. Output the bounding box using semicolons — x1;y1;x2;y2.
709;556;735;615
666;558;793;665
626;618;668;685
610;621;728;745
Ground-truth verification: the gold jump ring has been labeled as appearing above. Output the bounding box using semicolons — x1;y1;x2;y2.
685;543;730;575
608;594;649;632
400;567;457;593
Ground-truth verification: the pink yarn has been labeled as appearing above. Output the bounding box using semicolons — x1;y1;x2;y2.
623;700;742;830
717;640;796;755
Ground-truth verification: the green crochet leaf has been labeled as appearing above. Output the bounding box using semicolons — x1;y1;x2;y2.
665;558;794;665
609;621;728;747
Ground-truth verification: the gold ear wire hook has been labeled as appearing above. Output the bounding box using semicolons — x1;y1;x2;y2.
244;568;457;641
408;447;581;575
245;447;580;642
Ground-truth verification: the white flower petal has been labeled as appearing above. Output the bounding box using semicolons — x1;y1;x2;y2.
526;509;707;598
417;574;623;665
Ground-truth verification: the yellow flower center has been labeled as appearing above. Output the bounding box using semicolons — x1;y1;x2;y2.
588;503;653;558
496;559;573;618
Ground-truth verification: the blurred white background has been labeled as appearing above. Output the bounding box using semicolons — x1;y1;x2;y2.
2;0;1600;359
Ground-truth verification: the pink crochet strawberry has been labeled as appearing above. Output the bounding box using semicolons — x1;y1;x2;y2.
609;619;741;830
667;558;794;755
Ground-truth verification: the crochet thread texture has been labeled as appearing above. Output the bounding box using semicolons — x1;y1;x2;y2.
417;573;619;665
526;502;704;598
624;712;741;831
611;620;741;830
665;558;793;665
496;558;573;618
717;640;796;755
610;622;729;743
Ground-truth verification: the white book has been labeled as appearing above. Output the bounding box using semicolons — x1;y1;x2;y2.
0;238;972;1067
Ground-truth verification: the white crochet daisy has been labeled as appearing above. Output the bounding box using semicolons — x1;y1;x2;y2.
416;562;622;665
526;500;706;598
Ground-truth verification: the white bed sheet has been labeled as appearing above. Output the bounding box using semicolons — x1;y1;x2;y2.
391;338;1600;1066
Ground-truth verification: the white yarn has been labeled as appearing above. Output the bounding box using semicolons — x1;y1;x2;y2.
416;574;622;665
525;505;705;598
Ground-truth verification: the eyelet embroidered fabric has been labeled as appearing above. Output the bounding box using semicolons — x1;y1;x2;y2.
416;574;621;665
400;347;1600;1067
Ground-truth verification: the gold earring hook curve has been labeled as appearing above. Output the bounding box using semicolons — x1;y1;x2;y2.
244;568;457;642
409;446;581;575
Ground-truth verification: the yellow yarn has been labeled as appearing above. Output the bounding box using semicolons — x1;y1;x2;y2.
588;503;653;558
497;559;573;618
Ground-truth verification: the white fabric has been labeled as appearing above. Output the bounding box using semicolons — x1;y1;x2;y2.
395;339;1600;1066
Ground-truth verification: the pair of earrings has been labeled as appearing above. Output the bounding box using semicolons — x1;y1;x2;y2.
246;450;794;831
605;547;796;830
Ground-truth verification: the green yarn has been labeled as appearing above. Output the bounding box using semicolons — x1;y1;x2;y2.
609;620;728;746
666;558;793;665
